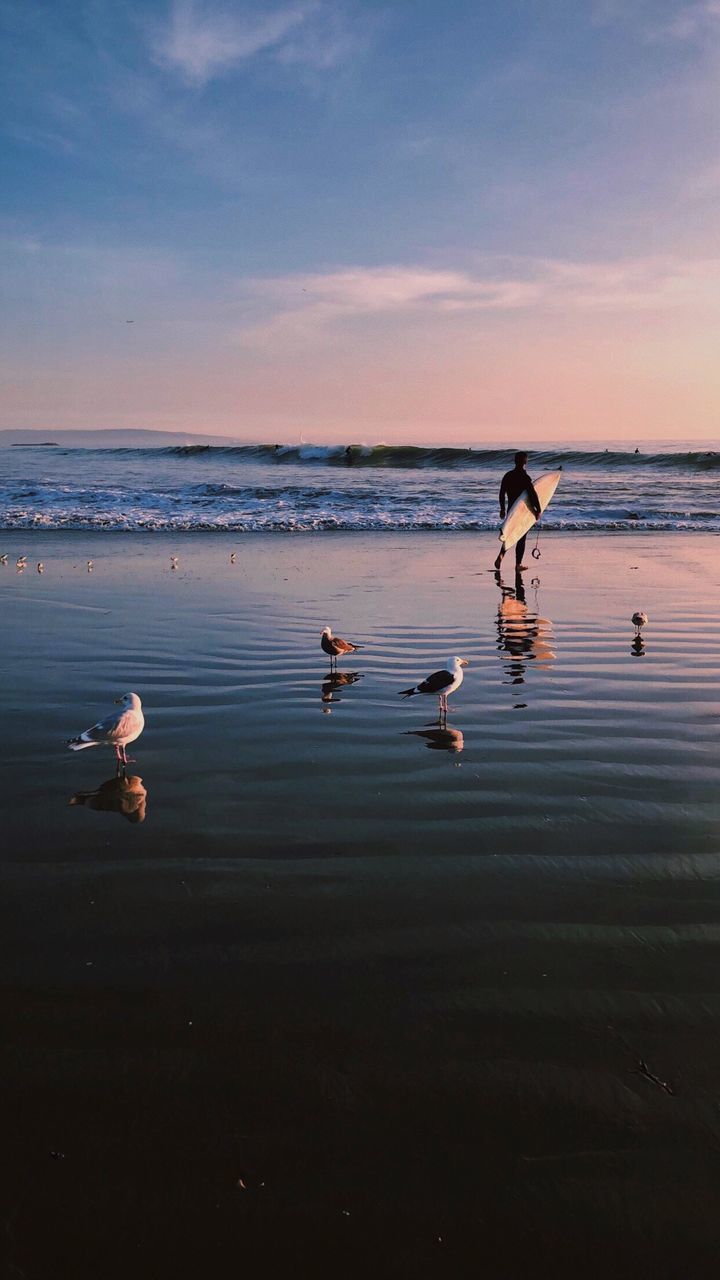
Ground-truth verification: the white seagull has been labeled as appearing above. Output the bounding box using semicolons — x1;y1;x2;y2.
632;610;648;636
399;656;469;718
321;626;363;668
67;692;145;766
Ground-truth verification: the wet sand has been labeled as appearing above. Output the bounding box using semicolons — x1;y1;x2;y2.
1;532;720;1277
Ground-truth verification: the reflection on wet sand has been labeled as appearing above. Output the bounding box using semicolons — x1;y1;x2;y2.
321;670;363;710
495;570;555;691
631;635;646;658
405;725;464;753
69;774;148;823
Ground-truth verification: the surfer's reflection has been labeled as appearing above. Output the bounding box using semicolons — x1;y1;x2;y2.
631;635;646;658
405;725;464;753
321;670;362;712
69;774;148;824
495;570;555;690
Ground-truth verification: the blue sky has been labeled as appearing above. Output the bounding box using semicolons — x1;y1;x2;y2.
2;0;720;440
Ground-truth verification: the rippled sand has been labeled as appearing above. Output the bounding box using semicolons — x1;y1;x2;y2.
1;532;719;1277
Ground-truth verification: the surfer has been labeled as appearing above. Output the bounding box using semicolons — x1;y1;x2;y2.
494;452;542;572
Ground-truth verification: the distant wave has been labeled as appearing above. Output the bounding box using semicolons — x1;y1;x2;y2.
20;445;712;476
20;443;720;471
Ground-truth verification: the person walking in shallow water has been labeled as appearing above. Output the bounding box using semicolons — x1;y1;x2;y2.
494;451;542;572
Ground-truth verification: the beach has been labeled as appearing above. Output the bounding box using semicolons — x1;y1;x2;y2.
1;529;720;1275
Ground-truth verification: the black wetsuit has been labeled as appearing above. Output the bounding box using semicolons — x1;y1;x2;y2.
499;467;541;565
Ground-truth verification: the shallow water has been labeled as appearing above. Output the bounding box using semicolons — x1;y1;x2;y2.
2;531;720;1276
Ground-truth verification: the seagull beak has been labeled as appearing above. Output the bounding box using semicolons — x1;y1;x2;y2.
459;659;469;667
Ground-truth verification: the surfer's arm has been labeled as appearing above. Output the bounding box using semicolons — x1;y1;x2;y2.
527;478;542;518
499;477;508;519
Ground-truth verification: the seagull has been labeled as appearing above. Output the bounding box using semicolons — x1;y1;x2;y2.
321;625;363;669
67;692;145;767
16;556;27;569
0;554;8;565
37;562;44;574
399;656;469;718
632;611;648;636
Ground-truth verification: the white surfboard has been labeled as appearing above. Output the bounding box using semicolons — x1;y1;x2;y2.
500;470;561;552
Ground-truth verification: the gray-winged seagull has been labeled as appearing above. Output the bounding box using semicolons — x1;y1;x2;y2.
67;692;145;766
399;656;469;717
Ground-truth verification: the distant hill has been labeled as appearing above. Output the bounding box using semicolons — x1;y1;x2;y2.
0;428;249;448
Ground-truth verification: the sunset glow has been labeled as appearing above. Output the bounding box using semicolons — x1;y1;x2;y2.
3;1;720;441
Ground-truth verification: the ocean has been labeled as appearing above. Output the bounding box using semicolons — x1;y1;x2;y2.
1;440;718;532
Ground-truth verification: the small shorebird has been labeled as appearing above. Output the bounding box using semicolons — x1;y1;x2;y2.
171;555;179;570
0;554;8;565
87;560;93;572
399;656;469;720
321;626;363;669
632;610;648;637
67;692;145;769
16;556;27;569
37;562;44;574
230;552;237;563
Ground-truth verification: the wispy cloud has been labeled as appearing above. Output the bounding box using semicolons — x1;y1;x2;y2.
593;0;720;41
151;0;356;86
235;256;720;347
651;0;720;40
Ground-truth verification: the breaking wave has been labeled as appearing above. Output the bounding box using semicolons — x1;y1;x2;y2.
25;443;720;471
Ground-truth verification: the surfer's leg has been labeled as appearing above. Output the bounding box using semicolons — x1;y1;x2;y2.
515;534;528;569
494;545;506;571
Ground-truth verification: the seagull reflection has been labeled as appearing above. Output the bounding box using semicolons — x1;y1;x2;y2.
321;670;363;711
631;635;646;658
495;569;555;690
69;773;148;824
405;725;464;753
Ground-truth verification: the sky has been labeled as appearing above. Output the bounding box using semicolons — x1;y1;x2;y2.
2;0;720;443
